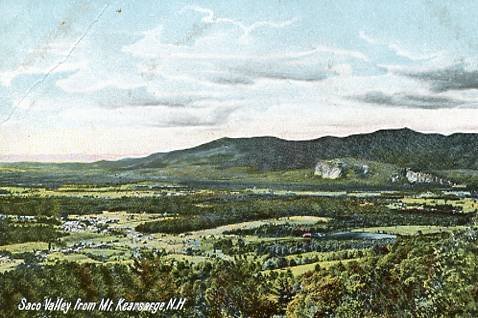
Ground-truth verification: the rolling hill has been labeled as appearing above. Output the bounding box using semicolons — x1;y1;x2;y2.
1;128;478;187
97;128;478;171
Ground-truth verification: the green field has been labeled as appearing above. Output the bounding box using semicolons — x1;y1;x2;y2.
0;259;23;273
351;225;468;235
0;180;476;317
0;242;49;253
268;257;368;276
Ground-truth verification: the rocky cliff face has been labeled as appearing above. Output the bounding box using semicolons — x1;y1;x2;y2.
314;160;369;179
314;160;345;179
405;169;454;186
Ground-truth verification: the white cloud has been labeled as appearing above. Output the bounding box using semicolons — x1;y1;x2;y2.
3;3;478;161
359;30;440;61
358;30;380;45
122;24;371;87
181;5;298;44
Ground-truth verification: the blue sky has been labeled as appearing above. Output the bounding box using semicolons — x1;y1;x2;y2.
1;0;478;161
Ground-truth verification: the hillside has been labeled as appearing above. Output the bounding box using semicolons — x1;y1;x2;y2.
1;128;477;187
98;128;478;172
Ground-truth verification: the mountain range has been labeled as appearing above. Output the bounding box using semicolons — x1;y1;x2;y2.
96;128;478;171
1;128;478;187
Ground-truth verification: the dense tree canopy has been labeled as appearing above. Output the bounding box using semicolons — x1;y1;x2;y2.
1;228;477;317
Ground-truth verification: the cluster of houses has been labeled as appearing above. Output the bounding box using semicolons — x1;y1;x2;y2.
62;215;120;233
124;228;155;244
59;242;113;254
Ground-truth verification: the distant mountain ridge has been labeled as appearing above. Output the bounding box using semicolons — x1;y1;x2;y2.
97;128;478;171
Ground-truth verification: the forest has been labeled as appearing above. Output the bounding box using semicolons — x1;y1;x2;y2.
0;183;476;317
1;228;477;317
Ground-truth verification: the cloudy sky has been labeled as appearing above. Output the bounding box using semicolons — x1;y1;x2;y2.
1;0;478;161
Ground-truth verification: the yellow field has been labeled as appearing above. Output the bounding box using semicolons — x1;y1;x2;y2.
401;197;478;213
0;259;23;273
0;242;49;253
268;257;367;276
352;225;467;235
46;252;100;264
0;184;191;198
68;211;170;228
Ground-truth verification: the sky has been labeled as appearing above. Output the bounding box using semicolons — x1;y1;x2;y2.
1;0;478;162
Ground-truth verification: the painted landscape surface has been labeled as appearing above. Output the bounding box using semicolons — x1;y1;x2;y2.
1;1;478;317
1;129;478;317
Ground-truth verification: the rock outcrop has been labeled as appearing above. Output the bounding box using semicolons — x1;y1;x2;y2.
314;160;345;179
405;169;453;185
390;169;454;185
314;160;369;179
